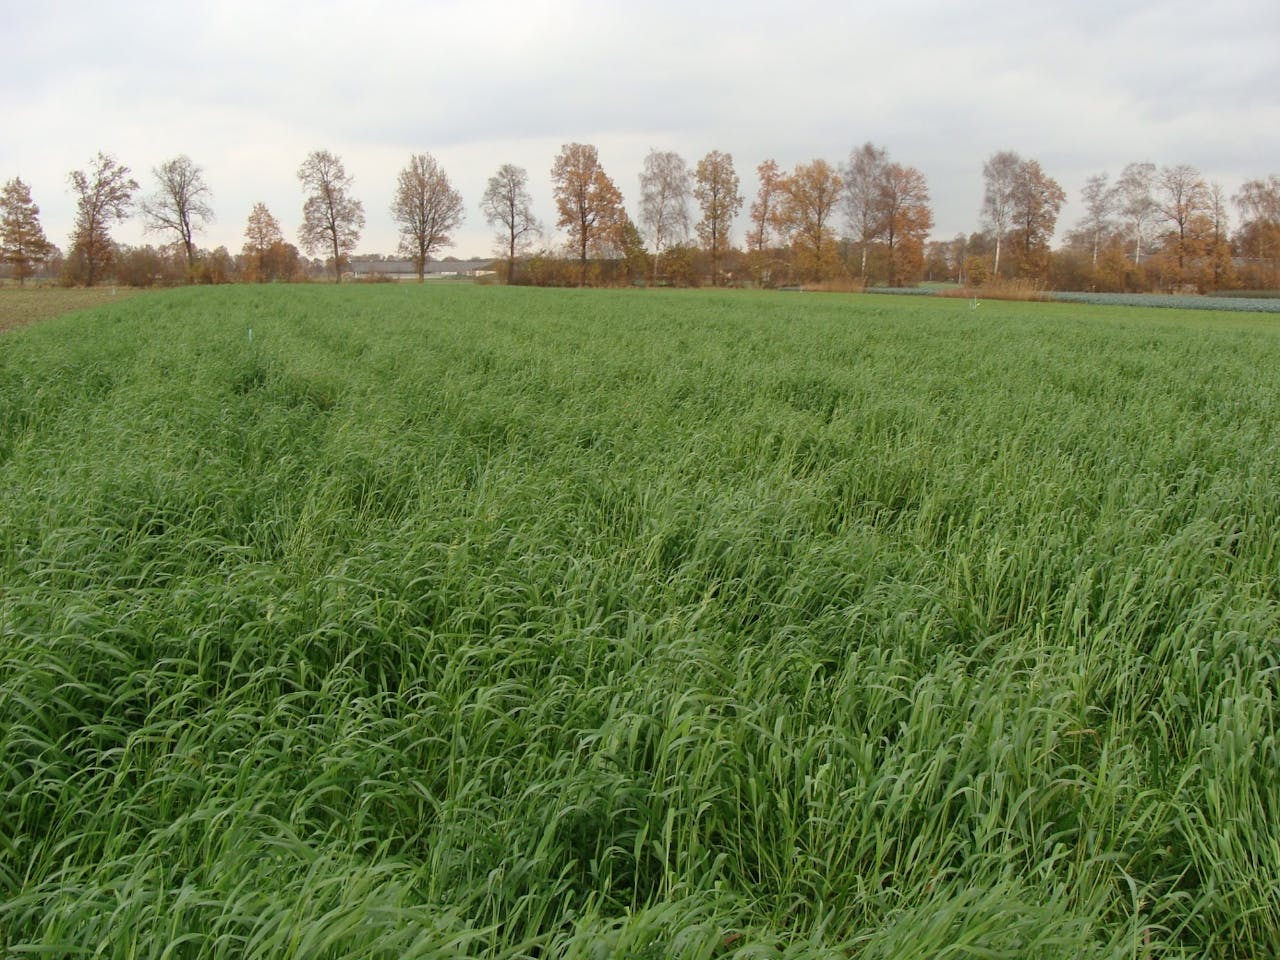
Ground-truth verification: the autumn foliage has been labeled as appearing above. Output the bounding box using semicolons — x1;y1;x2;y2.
0;178;55;285
550;143;626;286
3;140;1278;293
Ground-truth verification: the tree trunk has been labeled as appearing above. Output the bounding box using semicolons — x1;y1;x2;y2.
710;224;719;287
886;227;897;287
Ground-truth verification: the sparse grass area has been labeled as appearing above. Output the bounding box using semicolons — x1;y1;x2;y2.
1050;290;1280;312
0;285;149;332
867;284;1280;312
2;285;1278;957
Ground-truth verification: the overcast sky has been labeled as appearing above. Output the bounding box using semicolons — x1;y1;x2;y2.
3;0;1277;261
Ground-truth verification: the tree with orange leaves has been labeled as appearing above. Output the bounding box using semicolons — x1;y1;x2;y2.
551;143;625;287
778;159;843;283
877;163;933;286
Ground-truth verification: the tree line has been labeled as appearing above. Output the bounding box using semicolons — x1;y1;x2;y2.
2;145;1278;292
964;154;1279;293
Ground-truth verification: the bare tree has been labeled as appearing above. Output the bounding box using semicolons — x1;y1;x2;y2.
639;149;692;282
551;143;624;287
693;150;742;287
481;163;540;283
843;142;888;283
947;233;969;284
1233;175;1280;284
141;155;213;275
297;149;365;283
68;152;139;286
1117;161;1157;263
1155;163;1208;278
1234;177;1280;239
981;150;1020;278
391;153;464;282
1204;182;1233;290
1077;173;1116;271
0;178;55;285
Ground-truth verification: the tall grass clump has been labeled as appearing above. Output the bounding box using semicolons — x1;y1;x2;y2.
2;285;1278;957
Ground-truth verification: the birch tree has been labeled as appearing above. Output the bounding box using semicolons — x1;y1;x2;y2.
693;150;742;286
1233;175;1280;286
1077;173;1116;270
843;142;888;283
1117;161;1157;263
981;150;1019;278
638;149;691;282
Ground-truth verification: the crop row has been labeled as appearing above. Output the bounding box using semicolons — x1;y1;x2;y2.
2;285;1278;957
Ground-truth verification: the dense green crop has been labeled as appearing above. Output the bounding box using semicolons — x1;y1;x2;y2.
2;286;1277;957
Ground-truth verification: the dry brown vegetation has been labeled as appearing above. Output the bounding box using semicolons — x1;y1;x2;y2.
936;277;1050;301
0;286;147;332
800;277;868;293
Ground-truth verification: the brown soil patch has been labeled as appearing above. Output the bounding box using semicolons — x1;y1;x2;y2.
0;287;148;333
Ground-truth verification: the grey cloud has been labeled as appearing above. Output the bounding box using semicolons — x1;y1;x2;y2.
3;0;1277;257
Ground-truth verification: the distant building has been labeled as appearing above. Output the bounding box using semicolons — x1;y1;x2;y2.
346;258;496;281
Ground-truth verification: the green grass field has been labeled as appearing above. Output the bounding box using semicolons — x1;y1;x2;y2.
2;285;1277;957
